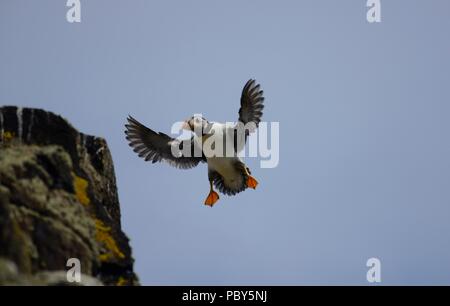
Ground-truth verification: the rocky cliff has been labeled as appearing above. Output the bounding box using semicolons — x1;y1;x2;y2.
0;106;138;285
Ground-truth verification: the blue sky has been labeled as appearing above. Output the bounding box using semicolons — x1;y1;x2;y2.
1;0;450;285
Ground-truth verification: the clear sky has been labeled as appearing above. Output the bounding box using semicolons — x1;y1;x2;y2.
1;0;450;285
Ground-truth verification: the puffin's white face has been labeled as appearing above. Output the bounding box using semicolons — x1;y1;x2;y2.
182;115;209;133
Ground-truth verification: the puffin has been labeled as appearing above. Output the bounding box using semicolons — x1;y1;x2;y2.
125;79;264;207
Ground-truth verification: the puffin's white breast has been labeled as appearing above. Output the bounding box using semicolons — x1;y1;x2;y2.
207;156;244;190
202;122;246;190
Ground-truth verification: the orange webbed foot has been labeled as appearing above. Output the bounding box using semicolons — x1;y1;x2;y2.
246;176;259;189
204;190;219;207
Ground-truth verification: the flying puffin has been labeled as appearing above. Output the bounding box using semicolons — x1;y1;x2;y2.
125;79;264;207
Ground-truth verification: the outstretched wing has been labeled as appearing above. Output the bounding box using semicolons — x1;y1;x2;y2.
238;79;265;129
125;116;205;169
235;79;265;149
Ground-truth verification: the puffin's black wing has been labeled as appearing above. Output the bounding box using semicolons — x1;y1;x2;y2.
125;116;205;169
238;79;265;129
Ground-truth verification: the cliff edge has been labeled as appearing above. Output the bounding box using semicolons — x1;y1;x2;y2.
0;106;138;285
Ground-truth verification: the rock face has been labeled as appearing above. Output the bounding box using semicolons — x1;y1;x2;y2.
0;106;138;285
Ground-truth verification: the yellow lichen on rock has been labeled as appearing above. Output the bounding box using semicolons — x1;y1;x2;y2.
72;173;90;205
94;219;125;262
1;131;15;142
116;277;127;286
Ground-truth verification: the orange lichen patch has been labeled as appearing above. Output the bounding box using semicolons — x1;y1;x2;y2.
1;131;14;142
95;219;125;262
72;173;90;205
116;277;127;286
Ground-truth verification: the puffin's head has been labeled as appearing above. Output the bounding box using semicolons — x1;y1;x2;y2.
182;115;211;135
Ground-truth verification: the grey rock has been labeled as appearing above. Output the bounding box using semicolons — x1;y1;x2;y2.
0;106;138;286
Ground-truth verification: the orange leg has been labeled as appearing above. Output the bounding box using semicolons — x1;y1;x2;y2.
244;167;258;189
204;180;219;207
